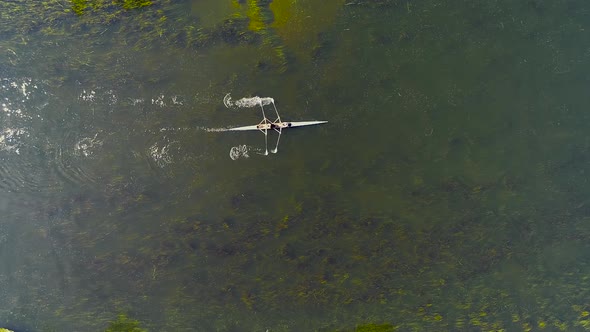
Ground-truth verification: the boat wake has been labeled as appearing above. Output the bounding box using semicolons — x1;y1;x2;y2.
203;127;230;132
159;126;230;133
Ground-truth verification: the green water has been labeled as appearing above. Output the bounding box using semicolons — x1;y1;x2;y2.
2;0;590;331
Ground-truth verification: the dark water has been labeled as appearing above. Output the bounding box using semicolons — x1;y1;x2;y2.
2;0;590;331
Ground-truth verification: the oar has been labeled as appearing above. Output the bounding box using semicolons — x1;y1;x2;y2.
271;127;282;154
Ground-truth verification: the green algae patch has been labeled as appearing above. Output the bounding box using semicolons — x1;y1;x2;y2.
216;0;345;70
71;0;88;15
268;0;291;28
70;0;152;16
324;323;397;332
246;0;269;32
118;0;153;10
105;314;147;332
269;0;345;60
355;323;396;332
0;329;15;332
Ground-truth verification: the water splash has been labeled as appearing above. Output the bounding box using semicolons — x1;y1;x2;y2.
0;128;27;154
223;93;274;109
128;98;144;106
230;145;250;160
149;142;172;167
171;95;184;105
229;145;262;160
74;133;102;157
148;138;181;168
0;77;58;192
152;94;166;107
1;77;37;101
78;89;97;102
78;87;119;107
78;87;186;110
1;77;44;121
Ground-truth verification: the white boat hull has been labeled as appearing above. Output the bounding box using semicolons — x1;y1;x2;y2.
228;120;327;131
227;124;260;131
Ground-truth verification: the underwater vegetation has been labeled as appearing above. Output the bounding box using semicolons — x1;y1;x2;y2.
0;0;350;91
0;0;312;88
0;0;342;72
354;324;396;332
105;314;147;332
321;323;396;332
117;0;153;10
71;0;153;15
230;0;291;72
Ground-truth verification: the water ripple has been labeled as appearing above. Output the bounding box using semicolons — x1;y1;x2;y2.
0;149;60;193
52;130;103;188
0;78;104;192
0;77;53;193
0;79;198;191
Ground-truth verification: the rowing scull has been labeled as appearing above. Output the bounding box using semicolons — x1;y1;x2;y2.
228;98;327;155
228;120;328;131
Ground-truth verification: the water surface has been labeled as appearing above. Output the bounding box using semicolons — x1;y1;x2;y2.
2;0;590;331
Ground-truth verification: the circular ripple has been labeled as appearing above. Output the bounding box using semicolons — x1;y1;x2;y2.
0;158;28;192
52;131;102;188
0;148;60;193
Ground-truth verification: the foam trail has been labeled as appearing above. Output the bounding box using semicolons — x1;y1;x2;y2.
224;93;274;109
204;127;229;132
